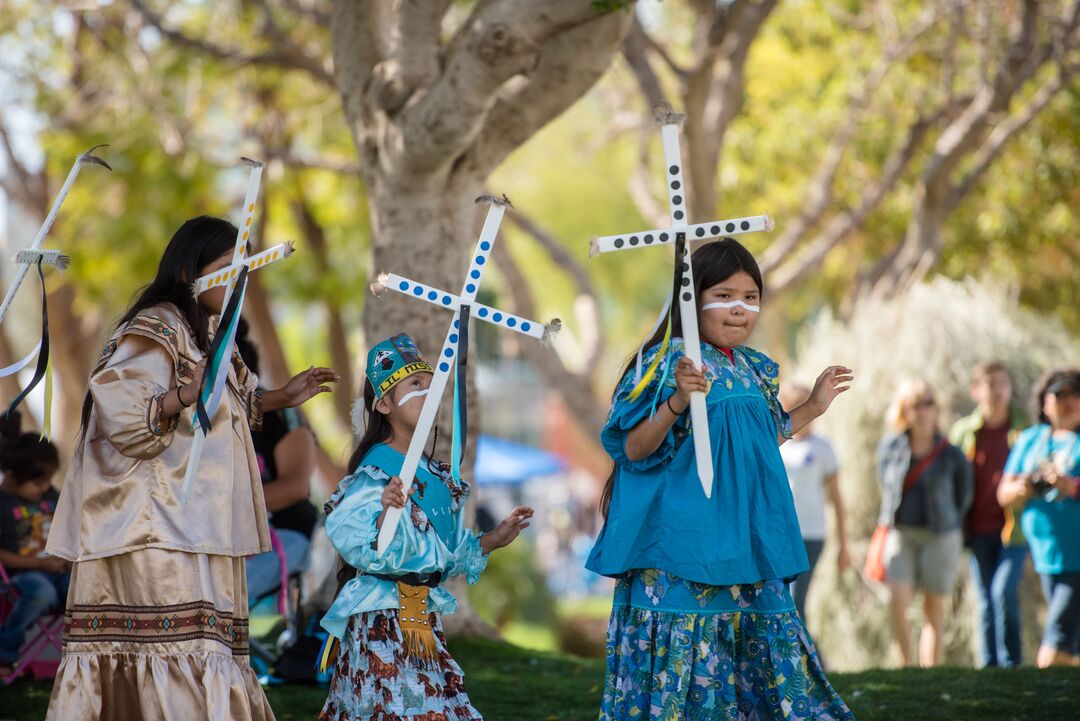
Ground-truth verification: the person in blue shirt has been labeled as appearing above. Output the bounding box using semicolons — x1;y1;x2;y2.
588;238;855;721
318;334;533;721
997;368;1080;669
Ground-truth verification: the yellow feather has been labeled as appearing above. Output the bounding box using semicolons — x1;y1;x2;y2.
39;356;53;441
627;321;671;401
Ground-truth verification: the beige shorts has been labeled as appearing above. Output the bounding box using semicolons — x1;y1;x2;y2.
884;525;963;595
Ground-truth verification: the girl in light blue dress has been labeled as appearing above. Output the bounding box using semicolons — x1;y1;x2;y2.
318;334;533;721
588;238;856;721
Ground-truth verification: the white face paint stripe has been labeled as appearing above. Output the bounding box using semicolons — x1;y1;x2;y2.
397;389;429;407
702;300;760;313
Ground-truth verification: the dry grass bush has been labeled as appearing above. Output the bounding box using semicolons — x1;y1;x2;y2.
788;277;1080;670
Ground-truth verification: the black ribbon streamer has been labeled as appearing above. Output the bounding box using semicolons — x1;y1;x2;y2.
4;260;50;419
455;304;470;467
670;232;689;322
194;266;249;432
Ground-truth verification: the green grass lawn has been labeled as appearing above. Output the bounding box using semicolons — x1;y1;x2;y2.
3;638;1077;720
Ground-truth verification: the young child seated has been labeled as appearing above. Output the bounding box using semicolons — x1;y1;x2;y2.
0;412;68;677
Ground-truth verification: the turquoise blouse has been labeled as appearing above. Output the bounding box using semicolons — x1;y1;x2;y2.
320;443;488;640
1004;424;1080;575
586;339;808;587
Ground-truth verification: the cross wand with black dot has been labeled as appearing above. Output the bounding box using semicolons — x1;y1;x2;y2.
588;106;775;498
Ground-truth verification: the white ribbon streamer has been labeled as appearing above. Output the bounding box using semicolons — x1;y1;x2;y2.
0;340;41;378
0;146;110;326
634;287;673;386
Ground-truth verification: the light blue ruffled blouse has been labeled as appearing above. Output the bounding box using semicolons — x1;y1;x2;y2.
586;339;808;587
320;443;488;640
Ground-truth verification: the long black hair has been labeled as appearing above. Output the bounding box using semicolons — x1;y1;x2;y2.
77;216;240;440
346;379;395;475
598;237;764;518
335;373;443;591
345;377;441;476
0;411;59;485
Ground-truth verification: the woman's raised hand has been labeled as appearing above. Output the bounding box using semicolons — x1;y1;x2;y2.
277;366;341;408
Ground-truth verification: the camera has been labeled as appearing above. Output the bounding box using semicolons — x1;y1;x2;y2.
1027;469;1054;496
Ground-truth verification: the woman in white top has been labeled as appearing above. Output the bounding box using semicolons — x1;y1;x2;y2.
779;384;852;621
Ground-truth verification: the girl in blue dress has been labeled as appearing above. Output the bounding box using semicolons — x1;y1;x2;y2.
588;239;856;721
318;334;533;721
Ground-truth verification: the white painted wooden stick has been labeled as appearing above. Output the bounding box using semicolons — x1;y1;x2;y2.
660;124;714;497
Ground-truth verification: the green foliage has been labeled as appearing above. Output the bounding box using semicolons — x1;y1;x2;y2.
468;540;559;630
592;0;635;11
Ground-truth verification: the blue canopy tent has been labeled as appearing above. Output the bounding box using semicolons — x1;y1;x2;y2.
474;434;566;486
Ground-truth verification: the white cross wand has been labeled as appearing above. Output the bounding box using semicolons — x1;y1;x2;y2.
589;106;775;498
180;158;295;505
370;194;559;556
0;145;111;326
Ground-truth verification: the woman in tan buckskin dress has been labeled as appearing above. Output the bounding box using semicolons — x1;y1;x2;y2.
44;216;338;721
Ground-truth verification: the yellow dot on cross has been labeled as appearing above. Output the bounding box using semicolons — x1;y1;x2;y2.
248;204;255;212
243;232;249;240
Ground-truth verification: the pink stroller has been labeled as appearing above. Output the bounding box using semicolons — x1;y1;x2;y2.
0;560;64;684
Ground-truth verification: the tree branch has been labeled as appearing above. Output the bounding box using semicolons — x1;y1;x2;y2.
0;122;43;214
505;209;605;372
278;0;332;27
949;65;1073;208
684;0;779;219
621;15;671;110
490;236;608;436
396;0;450;97
331;0;385;149
398;0;633;175
291;190;357;428
759;5;939;273
266;148;362;175
625;129;669;228
639;20;691;78
866;0;1076;294
768;111;940;293
130;0;334;85
462;8;632;177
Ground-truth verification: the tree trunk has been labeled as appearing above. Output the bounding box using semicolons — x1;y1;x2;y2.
244;274;292;388
332;0;634;638
360;174;497;636
46;283;97;446
0;327;28;427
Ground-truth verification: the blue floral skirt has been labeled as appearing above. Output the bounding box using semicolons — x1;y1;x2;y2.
600;571;855;721
318;611;482;721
